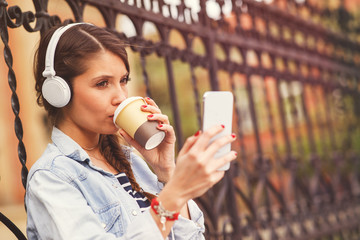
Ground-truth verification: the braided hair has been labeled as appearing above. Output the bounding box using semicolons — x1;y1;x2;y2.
99;134;156;200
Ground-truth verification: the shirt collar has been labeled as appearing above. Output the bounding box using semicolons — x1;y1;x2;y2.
51;127;90;162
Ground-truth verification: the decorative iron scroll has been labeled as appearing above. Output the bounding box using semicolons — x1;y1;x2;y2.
1;0;360;239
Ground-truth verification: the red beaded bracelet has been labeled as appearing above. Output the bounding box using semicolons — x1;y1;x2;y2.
151;197;180;231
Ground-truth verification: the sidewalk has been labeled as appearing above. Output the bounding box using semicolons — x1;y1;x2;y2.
0;204;27;240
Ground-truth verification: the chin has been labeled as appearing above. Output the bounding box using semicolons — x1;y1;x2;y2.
102;126;120;135
93;122;118;135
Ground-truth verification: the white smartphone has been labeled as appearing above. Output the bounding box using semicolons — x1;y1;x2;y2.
202;91;234;171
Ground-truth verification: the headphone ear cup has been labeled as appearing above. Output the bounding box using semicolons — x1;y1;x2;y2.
42;76;71;108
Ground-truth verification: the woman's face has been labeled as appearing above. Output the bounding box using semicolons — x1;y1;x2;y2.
61;50;129;135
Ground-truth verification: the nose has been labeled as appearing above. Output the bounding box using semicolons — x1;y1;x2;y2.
112;88;127;106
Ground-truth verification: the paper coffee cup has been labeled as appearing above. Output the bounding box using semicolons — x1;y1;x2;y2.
113;97;165;150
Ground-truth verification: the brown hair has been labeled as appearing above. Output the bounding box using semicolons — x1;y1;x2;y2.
34;23;155;200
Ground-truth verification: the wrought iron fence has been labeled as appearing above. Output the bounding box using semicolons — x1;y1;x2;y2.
1;0;360;239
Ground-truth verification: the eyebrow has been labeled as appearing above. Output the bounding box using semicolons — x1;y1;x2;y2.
91;72;129;81
121;72;129;78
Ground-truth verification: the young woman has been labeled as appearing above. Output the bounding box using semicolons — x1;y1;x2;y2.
25;23;237;239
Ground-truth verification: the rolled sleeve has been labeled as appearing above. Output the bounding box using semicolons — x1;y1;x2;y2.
171;200;205;240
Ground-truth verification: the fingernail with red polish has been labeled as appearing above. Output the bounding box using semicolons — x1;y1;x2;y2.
221;124;225;128
234;152;238;156
231;133;236;138
158;124;163;128
148;114;153;118
194;130;200;137
142;105;147;108
146;97;151;101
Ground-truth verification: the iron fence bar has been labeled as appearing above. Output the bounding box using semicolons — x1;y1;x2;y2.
140;50;152;98
164;54;184;146
275;78;293;158
308;85;328;157
205;31;219;91
299;81;317;156
287;81;306;157
64;0;85;22
0;1;31;239
189;64;202;129
230;73;247;163
1;0;28;189
262;75;281;160
245;72;263;156
224;170;242;239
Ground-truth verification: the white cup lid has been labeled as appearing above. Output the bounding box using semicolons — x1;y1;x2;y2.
113;96;145;126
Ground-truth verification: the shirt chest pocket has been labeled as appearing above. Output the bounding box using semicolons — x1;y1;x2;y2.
95;205;126;236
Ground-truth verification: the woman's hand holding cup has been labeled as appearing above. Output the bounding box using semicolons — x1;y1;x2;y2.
116;97;176;183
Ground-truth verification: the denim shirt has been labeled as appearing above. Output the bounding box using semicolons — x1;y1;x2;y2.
25;127;205;240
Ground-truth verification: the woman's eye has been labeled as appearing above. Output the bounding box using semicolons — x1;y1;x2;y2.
120;76;131;84
96;80;109;87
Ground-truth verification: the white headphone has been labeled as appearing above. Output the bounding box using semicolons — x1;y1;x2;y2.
41;23;85;108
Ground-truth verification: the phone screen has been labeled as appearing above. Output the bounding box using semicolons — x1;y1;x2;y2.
202;91;234;171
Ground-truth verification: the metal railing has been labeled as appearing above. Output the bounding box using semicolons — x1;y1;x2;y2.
1;0;360;239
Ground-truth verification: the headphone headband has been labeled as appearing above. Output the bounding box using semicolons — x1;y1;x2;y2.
42;23;85;78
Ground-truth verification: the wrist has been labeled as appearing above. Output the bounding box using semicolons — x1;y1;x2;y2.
157;184;187;213
154;165;175;183
151;197;179;231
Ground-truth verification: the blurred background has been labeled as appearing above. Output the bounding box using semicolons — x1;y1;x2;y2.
2;0;360;239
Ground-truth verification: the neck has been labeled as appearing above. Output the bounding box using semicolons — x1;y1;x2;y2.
56;121;100;152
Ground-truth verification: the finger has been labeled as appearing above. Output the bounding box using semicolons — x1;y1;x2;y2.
141;104;161;114
204;133;236;159
191;125;226;151
178;131;201;155
118;129;142;149
157;123;176;143
144;97;159;109
148;113;169;124
209;151;237;172
209;171;226;186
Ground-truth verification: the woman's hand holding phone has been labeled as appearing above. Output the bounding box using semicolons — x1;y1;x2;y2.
159;125;237;211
